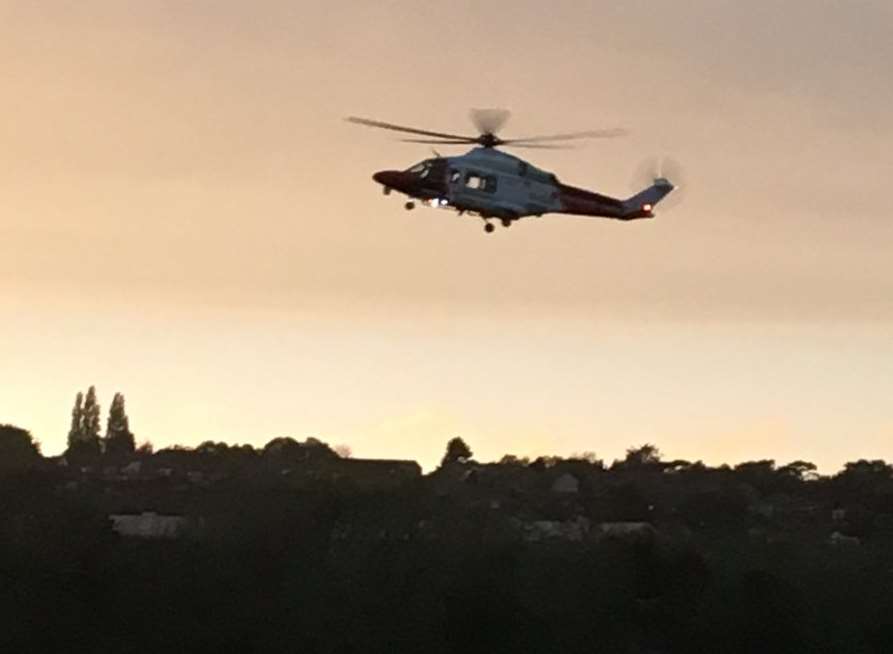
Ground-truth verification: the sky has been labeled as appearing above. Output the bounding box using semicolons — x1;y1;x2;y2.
2;1;892;471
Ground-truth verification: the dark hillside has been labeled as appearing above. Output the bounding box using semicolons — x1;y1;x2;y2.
2;429;892;653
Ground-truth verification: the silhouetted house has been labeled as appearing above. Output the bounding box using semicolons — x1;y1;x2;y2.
325;458;421;490
430;462;541;499
551;473;580;494
829;531;860;547
110;512;191;539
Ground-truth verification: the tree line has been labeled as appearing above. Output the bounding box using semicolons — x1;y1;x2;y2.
4;410;893;651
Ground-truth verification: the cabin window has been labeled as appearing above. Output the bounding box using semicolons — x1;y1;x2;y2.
407;160;436;177
465;172;498;193
449;169;461;183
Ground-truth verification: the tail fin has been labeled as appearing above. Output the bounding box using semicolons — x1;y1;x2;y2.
622;179;675;219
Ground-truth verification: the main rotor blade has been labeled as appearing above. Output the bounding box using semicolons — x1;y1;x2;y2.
399;138;478;145
470;108;511;136
504;128;628;144
346;116;473;142
504;143;575;150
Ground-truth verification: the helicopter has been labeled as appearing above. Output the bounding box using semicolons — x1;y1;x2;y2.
347;109;682;233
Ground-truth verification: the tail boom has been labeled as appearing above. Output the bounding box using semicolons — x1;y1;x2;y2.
556;179;675;221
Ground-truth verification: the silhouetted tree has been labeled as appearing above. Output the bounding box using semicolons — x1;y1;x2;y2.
83;386;101;441
529;455;562;472
571;451;604;467
734;459;777;493
833;459;893;507
262;436;338;465
304;437;338;461
196;440;230;457
441;437;473;467
778;460;818;481
67;391;83;443
66;386;101;462
837;459;893;484
191;440;258;476
104;392;135;458
0;424;40;475
619;444;663;469
498;454;530;467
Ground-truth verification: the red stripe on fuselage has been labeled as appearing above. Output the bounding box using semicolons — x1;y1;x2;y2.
557;183;624;216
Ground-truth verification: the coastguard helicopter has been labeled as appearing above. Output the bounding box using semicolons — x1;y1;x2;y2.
347;109;682;233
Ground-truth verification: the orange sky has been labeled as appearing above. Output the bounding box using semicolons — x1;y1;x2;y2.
2;2;892;471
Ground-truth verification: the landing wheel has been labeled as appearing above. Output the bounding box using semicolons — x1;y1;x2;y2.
501;218;512;228
484;222;495;234
404;201;415;211
383;187;391;195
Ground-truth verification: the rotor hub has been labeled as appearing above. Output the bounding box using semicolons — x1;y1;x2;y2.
478;133;500;148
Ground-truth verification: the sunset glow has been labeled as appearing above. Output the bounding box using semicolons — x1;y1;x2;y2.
2;1;892;471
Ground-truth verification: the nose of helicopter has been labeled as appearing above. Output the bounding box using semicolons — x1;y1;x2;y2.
372;170;406;188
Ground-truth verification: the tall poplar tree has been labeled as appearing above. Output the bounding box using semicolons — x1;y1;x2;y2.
67;391;84;448
65;386;101;461
83;386;101;443
104;392;135;458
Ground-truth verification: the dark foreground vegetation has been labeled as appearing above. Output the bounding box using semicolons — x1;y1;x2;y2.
3;417;893;653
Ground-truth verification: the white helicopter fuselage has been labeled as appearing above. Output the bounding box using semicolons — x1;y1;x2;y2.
443;147;562;218
372;146;673;229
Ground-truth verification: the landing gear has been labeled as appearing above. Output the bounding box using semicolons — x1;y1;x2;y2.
404;201;415;211
383;187;391;195
484;222;495;234
501;218;512;228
